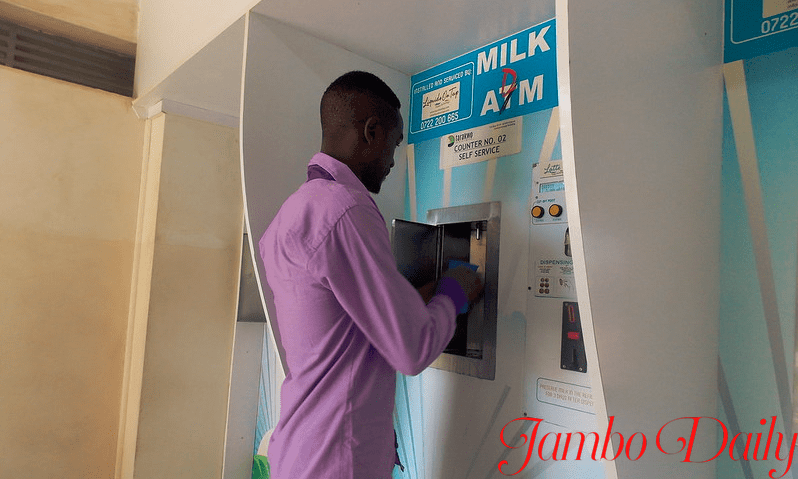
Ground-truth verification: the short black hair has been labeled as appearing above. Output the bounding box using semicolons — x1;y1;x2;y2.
323;71;401;110
320;71;401;131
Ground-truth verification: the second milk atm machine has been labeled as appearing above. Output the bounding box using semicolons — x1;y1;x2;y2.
527;158;600;453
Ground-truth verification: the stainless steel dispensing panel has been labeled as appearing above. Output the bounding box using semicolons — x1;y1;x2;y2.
392;201;500;380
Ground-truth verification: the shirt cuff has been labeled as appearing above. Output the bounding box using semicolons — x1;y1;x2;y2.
435;276;469;315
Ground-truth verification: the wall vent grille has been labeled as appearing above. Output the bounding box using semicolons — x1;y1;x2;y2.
0;18;134;97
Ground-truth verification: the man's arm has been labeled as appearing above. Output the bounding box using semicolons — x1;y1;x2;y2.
310;204;465;376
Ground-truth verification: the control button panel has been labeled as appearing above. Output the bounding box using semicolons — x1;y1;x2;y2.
530;161;567;226
529;160;574;300
535;275;575;298
538;276;550;295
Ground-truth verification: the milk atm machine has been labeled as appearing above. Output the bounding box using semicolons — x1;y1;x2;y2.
390;160;605;477
525;158;603;477
386;18;605;477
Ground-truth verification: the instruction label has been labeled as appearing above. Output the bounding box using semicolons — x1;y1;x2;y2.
439;117;522;169
537;378;595;414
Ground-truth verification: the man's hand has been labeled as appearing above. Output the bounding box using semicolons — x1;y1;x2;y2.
442;265;484;303
416;281;437;304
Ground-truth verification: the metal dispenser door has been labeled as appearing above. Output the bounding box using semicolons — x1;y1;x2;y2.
392;201;500;380
392;219;440;289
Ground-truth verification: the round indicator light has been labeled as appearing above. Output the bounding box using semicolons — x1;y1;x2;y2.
549;204;563;217
531;206;545;218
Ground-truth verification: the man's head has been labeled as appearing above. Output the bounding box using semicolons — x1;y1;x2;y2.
320;71;404;194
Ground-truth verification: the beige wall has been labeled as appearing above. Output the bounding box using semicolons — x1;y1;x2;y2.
132;113;242;479
0;65;145;478
0;0;138;54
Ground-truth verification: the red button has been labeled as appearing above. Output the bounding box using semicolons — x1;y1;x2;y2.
567;332;580;340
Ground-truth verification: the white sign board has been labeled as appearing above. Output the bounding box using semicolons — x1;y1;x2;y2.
421;83;461;120
439;117;522;169
763;0;798;17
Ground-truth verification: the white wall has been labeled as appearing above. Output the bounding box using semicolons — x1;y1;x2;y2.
135;0;257;97
557;0;723;477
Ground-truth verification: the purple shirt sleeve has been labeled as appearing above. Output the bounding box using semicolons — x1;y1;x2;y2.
309;203;457;376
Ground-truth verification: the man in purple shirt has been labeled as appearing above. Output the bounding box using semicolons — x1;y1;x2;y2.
260;71;482;479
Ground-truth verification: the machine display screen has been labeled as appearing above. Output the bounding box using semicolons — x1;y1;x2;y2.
540;181;565;193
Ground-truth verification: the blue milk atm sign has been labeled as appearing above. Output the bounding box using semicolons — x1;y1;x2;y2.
725;0;798;62
408;19;557;145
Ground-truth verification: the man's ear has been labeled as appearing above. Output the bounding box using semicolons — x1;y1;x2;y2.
363;116;379;144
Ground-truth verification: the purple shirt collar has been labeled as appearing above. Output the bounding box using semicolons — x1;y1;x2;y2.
306;152;369;194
